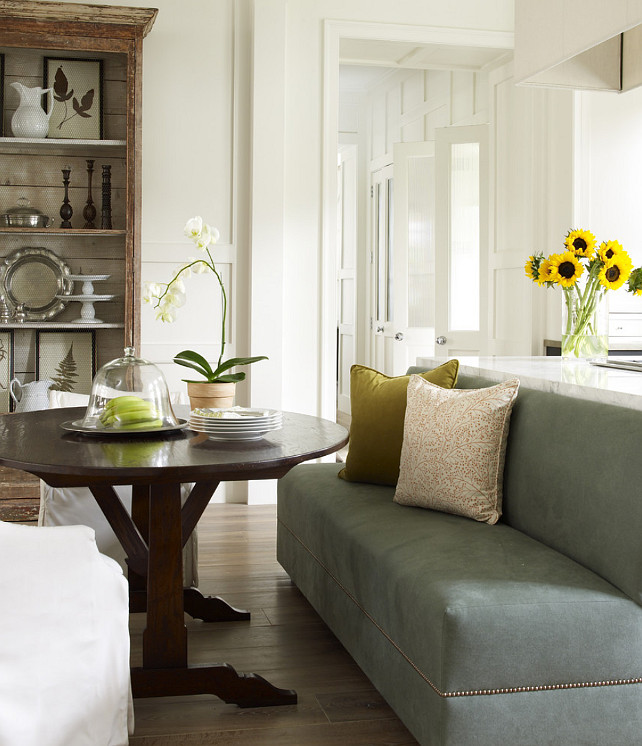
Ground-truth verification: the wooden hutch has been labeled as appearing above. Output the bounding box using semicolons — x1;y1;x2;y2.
0;0;157;520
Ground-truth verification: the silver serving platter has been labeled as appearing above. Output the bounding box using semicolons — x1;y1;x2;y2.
60;418;189;435
0;247;73;320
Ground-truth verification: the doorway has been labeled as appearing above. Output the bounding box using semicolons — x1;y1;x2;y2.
323;22;514;418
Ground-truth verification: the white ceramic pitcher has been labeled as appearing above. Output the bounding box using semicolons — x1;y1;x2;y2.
10;82;54;138
10;378;53;412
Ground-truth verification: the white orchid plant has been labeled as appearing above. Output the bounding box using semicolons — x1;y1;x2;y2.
143;216;267;383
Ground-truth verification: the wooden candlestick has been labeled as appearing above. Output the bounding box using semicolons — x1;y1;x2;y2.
60;166;73;228
101;164;112;230
83;159;96;229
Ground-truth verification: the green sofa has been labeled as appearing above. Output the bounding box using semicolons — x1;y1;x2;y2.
276;370;642;745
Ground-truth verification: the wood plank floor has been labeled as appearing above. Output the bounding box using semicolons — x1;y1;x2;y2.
129;504;417;745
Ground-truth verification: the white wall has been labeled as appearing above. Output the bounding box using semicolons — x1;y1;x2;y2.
51;0;247;399
365;68;489;162
575;86;642;313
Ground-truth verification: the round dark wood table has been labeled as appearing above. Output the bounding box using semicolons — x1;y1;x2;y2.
0;407;348;707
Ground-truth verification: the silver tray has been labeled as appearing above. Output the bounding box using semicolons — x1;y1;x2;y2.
0;247;73;320
60;418;189;435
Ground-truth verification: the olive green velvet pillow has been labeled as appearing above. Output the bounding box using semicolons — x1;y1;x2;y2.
338;360;459;486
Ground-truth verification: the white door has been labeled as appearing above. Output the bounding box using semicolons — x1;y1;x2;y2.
390;141;436;374
434;125;489;358
369;145;438;377
336;145;357;414
369;164;395;374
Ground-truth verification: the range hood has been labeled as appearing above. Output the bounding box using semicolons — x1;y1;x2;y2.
514;0;642;92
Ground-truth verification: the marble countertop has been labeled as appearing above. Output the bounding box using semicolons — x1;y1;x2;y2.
416;356;642;411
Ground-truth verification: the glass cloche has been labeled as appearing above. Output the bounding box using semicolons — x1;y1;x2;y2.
81;347;179;431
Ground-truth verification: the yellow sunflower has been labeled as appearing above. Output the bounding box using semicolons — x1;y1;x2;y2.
537;258;555;285
524;255;537;281
598;240;626;263
599;255;633;291
565;229;596;258
548;251;584;287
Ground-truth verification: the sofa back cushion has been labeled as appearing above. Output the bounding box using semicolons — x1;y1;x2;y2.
338;360;459;486
408;367;642;606
394;375;519;524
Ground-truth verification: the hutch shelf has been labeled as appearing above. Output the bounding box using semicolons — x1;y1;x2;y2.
0;0;156;520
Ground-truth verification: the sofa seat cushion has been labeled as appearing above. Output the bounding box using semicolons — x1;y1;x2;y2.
278;463;642;696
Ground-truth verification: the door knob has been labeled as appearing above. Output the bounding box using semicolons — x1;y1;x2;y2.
394;332;404;341
436;335;447;345
376;326;384;333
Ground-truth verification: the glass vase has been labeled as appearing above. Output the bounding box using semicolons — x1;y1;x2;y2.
561;286;609;361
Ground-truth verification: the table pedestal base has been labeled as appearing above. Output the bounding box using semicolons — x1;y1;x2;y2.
131;664;297;707
130;587;251;622
92;480;295;706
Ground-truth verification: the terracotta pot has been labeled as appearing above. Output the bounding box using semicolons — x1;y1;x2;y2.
186;381;235;410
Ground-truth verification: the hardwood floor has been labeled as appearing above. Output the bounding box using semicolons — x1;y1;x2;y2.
129;504;417;746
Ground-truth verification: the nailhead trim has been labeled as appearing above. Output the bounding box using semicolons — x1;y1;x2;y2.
279;519;642;698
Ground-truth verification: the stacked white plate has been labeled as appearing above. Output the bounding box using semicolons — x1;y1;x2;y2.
189;406;282;441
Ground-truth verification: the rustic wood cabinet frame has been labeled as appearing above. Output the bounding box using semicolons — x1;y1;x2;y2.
0;1;156;520
0;0;158;353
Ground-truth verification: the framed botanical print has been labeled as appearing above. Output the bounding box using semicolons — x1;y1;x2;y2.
0;331;13;413
44;57;104;139
36;330;95;395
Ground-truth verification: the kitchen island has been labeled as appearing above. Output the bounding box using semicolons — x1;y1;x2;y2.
416;356;642;411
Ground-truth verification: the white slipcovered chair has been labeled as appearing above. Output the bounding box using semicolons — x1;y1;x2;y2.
0;520;132;746
39;390;198;588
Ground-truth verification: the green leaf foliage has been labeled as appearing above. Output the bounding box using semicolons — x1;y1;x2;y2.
173;350;215;379
173;350;267;383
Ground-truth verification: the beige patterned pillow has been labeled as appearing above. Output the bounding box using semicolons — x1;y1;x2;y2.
394;375;520;524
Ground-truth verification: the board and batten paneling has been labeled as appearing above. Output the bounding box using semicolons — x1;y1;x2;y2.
487;62;574;355
139;0;238;385
368;68;489;166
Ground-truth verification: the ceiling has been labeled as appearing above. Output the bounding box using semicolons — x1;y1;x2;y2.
339;37;511;92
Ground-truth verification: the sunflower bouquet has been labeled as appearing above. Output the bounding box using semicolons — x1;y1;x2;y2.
525;229;634;359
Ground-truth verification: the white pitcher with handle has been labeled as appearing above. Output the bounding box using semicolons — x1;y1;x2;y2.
10;82;54;138
10;378;53;412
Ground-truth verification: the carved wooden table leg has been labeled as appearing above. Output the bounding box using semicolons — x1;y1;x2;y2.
127;480;250;621
143;481;186;668
129;480;297;706
130;665;297;706
129;484;150;613
180;479;250;621
182;588;250;622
